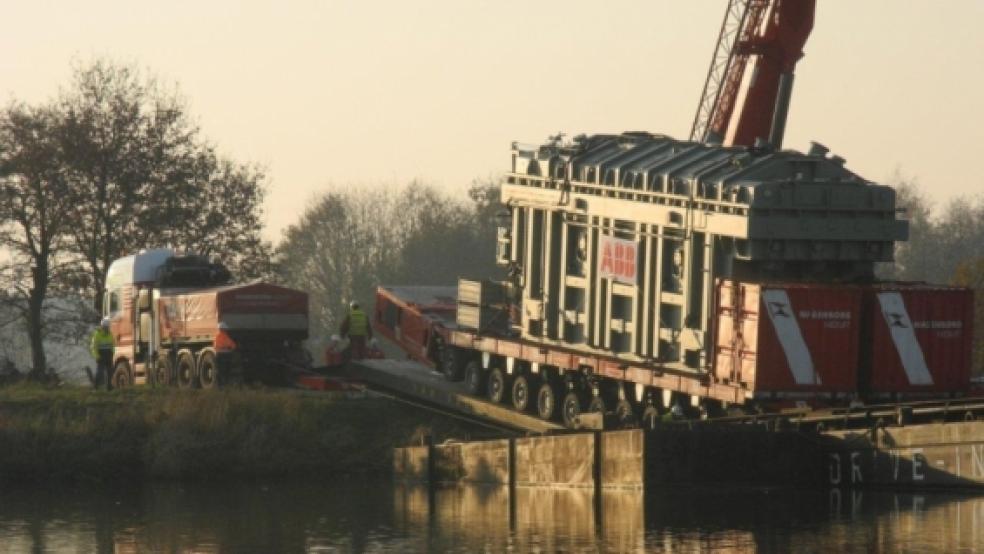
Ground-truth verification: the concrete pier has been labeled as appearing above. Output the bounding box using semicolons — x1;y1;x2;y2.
395;425;826;490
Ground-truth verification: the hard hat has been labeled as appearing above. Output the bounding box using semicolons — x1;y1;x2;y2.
349;300;360;309
670;403;684;417
100;317;111;329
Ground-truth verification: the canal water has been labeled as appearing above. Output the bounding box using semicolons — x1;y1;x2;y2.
0;480;981;552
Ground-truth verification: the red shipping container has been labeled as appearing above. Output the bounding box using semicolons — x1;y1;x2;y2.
714;280;861;399
863;284;973;397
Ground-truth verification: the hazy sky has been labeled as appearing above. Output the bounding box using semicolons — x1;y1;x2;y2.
4;1;983;242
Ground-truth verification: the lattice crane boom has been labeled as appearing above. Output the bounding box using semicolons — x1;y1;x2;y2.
690;0;815;148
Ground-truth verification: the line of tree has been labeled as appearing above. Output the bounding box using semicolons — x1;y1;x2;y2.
0;60;270;379
4;60;981;381
276;180;502;344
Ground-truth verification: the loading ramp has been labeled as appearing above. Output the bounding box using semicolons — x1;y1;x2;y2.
346;359;563;435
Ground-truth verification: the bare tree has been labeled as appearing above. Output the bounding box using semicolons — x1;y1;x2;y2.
277;181;504;343
174;153;275;280
0;103;80;376
278;188;404;339
882;174;936;281
886;172;984;285
51;59;272;307
393;179;502;285
935;196;984;281
57;60;201;311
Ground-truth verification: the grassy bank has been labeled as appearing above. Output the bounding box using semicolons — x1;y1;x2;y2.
0;384;486;483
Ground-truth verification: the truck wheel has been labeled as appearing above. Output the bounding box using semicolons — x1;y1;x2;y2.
561;391;585;428
487;368;509;403
176;350;199;389
153;356;173;387
642;406;661;430
439;345;465;381
588;396;607;414
537;381;559;421
615;399;637;428
464;360;486;396
111;360;131;389
198;350;221;390
512;375;533;412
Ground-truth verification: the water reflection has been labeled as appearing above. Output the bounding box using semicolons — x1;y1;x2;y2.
399;485;984;553
1;480;982;552
0;480;396;553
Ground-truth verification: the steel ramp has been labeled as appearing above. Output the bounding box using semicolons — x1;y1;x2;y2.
348;359;563;434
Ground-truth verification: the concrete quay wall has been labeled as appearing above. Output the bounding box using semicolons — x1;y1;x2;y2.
395;421;984;491
395;425;826;490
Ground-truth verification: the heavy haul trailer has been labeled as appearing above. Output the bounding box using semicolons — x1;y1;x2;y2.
103;249;309;388
372;134;974;427
375;280;975;428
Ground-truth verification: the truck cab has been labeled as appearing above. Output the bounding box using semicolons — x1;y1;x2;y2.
103;248;177;386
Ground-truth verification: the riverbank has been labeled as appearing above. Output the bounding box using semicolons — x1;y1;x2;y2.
0;384;487;483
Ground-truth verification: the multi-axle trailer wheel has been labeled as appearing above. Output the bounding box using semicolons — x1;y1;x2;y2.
431;343;734;429
511;374;533;412
487;368;509;404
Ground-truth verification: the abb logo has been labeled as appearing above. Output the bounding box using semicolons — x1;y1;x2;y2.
599;235;637;284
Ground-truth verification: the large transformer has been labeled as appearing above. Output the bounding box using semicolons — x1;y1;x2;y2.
498;132;908;376
373;132;970;424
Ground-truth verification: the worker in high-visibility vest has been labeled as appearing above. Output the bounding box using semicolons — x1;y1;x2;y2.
662;402;685;423
340;300;373;360
89;317;114;390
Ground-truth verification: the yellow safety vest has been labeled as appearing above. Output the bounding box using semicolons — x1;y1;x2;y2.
347;308;369;337
90;328;114;359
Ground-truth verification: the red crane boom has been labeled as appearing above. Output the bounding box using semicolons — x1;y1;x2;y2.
690;0;815;148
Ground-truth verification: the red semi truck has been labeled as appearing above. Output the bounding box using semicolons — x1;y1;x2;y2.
103;249;309;388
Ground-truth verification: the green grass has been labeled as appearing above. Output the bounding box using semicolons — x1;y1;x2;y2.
0;383;484;483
